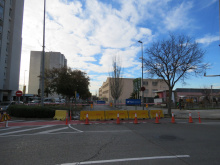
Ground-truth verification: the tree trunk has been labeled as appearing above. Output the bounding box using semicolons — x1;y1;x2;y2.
167;87;173;116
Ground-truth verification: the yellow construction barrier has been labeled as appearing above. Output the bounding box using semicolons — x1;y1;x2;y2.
128;110;149;119
80;111;105;121
150;110;164;118
53;110;67;121
105;110;128;120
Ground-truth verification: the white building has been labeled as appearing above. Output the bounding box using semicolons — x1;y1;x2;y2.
99;77;169;103
0;0;24;101
28;51;67;95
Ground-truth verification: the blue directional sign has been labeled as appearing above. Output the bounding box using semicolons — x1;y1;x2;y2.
97;100;106;104
126;99;141;105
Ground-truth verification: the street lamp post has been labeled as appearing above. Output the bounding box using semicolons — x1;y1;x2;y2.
23;70;27;102
41;0;46;106
138;40;144;110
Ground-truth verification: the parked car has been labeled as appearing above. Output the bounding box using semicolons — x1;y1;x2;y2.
31;100;41;104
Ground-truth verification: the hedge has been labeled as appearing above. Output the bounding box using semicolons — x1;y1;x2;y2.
7;105;55;118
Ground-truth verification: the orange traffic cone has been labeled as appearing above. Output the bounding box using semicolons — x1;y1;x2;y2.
198;112;201;123
171;112;175;124
158;111;161;119
134;113;138;124
189;112;193;123
85;113;89;125
65;112;68;125
155;113;160;124
116;113;120;124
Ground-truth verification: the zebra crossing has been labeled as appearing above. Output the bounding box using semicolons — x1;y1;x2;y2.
0;124;82;137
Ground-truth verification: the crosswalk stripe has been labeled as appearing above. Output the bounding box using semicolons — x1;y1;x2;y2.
37;127;68;134
0;125;54;136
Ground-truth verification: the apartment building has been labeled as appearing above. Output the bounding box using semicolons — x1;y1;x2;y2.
28;51;67;95
99;77;169;103
0;0;24;101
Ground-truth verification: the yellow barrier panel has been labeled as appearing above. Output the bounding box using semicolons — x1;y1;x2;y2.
53;110;67;121
80;111;105;121
128;110;149;119
150;110;164;118
105;110;128;120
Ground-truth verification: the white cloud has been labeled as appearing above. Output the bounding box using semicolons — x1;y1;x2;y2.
163;1;194;30
20;0;212;95
196;35;219;45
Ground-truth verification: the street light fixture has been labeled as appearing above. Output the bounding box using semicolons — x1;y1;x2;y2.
138;40;144;110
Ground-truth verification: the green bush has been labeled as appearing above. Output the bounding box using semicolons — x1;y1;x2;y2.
8;105;55;118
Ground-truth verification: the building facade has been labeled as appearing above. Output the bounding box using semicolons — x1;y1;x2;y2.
0;0;24;101
28;51;67;95
99;77;169;103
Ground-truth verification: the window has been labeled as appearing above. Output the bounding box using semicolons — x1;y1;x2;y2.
152;81;158;86
143;81;148;85
144;89;149;94
9;8;12;17
0;6;3;20
6;43;9;52
7;31;10;40
0;0;4;7
152;89;158;94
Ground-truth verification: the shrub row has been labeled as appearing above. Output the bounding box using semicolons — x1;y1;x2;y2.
8;105;55;118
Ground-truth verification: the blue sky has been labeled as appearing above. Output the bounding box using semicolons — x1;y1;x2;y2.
19;0;220;95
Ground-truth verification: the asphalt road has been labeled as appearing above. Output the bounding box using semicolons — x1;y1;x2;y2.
1;119;220;165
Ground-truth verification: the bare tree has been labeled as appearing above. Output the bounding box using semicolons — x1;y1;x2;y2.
109;57;123;107
144;34;208;115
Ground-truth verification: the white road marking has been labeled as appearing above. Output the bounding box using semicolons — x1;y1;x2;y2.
197;122;220;125
60;155;190;165
0;126;21;131
37;127;69;134
85;130;131;133
68;124;83;133
0;125;54;136
8;120;25;122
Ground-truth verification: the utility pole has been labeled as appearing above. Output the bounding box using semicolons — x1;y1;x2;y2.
138;40;144;110
41;0;46;106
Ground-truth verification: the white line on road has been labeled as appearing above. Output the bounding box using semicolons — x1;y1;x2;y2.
68;124;83;133
60;155;190;165
0;126;21;131
0;125;55;136
196;122;220;125
37;127;69;134
85;130;132;133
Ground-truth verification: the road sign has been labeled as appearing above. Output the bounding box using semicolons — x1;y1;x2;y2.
141;87;145;91
16;90;23;97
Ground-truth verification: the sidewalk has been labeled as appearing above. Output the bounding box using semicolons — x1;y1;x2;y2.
121;106;220;120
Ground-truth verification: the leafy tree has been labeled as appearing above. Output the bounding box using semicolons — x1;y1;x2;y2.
133;78;141;99
144;34;208;115
109;57;123;107
44;67;90;101
129;91;136;99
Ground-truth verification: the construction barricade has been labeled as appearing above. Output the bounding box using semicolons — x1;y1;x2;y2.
53;110;67;121
150;110;164;119
80;111;105;121
128;110;149;119
105;110;128;120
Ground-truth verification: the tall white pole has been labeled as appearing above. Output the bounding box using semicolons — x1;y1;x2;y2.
138;40;144;110
41;0;46;106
